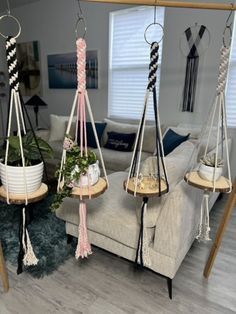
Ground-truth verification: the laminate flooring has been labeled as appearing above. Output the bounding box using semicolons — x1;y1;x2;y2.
0;196;235;314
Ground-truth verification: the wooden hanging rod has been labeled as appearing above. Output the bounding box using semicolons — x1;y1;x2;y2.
83;0;236;11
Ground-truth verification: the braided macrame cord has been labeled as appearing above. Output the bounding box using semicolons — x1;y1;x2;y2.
4;37;38;269
125;42;169;267
57;38;108;259
185;45;232;242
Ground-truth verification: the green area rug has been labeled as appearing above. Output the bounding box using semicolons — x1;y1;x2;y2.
0;195;75;278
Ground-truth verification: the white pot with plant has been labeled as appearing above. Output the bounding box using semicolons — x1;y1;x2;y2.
51;137;99;211
0;132;53;194
199;153;223;182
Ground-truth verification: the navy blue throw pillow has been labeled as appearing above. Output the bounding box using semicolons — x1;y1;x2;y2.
104;131;136;152
78;122;106;148
163;128;190;156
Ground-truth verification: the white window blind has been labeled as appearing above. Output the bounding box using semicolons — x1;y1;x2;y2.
108;6;165;120
226;22;236;127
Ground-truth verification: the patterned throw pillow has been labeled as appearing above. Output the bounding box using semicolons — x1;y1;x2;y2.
104;131;136;152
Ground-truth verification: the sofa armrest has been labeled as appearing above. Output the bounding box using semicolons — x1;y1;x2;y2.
35;129;50;142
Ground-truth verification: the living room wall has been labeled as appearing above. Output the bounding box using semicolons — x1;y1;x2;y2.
0;0;235;176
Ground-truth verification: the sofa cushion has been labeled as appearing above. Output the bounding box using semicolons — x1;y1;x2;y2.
49;114;67;142
56;171;155;249
93;147;151;172
103;118;156;153
104;131;136;152
139;140;195;227
163;128;190;156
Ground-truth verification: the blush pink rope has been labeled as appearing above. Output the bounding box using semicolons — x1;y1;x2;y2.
75;38;92;259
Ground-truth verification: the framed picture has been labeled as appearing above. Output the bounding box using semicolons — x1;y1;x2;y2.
16;41;42;96
47;50;98;89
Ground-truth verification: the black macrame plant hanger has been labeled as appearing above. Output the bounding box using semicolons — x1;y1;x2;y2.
124;41;169;268
182;25;206;112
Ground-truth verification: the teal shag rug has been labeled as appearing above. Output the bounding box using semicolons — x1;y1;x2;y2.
0;195;75;278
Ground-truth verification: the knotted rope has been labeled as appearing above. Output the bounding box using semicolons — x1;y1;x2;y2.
147;42;159;92
216;46;230;94
6;36;19;91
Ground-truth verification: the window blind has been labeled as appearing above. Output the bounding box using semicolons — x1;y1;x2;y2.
108;6;165;120
226;22;236;128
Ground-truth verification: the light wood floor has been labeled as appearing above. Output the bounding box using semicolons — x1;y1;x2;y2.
0;196;235;314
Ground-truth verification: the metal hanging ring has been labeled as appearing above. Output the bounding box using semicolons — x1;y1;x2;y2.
223;25;232;48
75;17;86;39
0;14;21;39
144;22;164;45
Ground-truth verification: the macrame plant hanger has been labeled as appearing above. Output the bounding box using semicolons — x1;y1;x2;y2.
184;9;233;242
57;8;108;259
124;7;169;268
0;4;49;274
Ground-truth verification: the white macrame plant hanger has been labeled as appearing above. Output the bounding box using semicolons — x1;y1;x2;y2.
185;44;232;242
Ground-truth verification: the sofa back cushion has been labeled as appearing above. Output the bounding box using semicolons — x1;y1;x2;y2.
139;140;195;227
103;118;156;153
49;114;77;142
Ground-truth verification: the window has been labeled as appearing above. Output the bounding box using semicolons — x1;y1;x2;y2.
108;6;165;120
226;22;236;127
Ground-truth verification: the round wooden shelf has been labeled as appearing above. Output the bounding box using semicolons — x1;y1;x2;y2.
70;177;108;200
124;176;168;198
184;171;231;193
0;183;48;205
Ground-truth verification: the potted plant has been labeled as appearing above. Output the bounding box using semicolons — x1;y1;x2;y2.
51;136;100;211
0;131;53;194
199;153;224;182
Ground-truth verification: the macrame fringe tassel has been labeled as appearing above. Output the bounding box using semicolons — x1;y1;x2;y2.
75;202;92;259
22;208;38;266
135;198;151;268
196;192;211;242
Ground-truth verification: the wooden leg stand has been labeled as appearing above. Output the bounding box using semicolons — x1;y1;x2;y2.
204;178;236;278
0;242;9;292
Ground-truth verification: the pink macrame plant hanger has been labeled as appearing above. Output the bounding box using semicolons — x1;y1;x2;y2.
57;38;108;259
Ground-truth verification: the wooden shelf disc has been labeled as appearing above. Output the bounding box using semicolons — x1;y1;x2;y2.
124;176;168;198
184;171;231;193
0;183;48;205
70;177;108;200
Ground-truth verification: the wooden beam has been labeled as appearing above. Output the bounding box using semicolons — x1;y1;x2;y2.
83;0;236;11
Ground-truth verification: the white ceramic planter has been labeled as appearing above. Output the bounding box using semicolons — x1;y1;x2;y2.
199;163;223;182
0;161;44;194
72;161;100;188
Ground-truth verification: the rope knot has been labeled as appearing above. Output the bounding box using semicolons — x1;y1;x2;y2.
216;46;230;94
6;36;19;91
147;42;159;92
76;38;86;92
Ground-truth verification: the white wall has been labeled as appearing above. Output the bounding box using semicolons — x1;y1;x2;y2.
0;0;235;176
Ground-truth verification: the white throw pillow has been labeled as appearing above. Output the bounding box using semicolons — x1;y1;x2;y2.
49;114;77;142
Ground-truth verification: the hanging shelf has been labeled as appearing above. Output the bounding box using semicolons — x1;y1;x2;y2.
0;183;48;205
67;178;107;200
124;176;168;197
184;172;231;193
